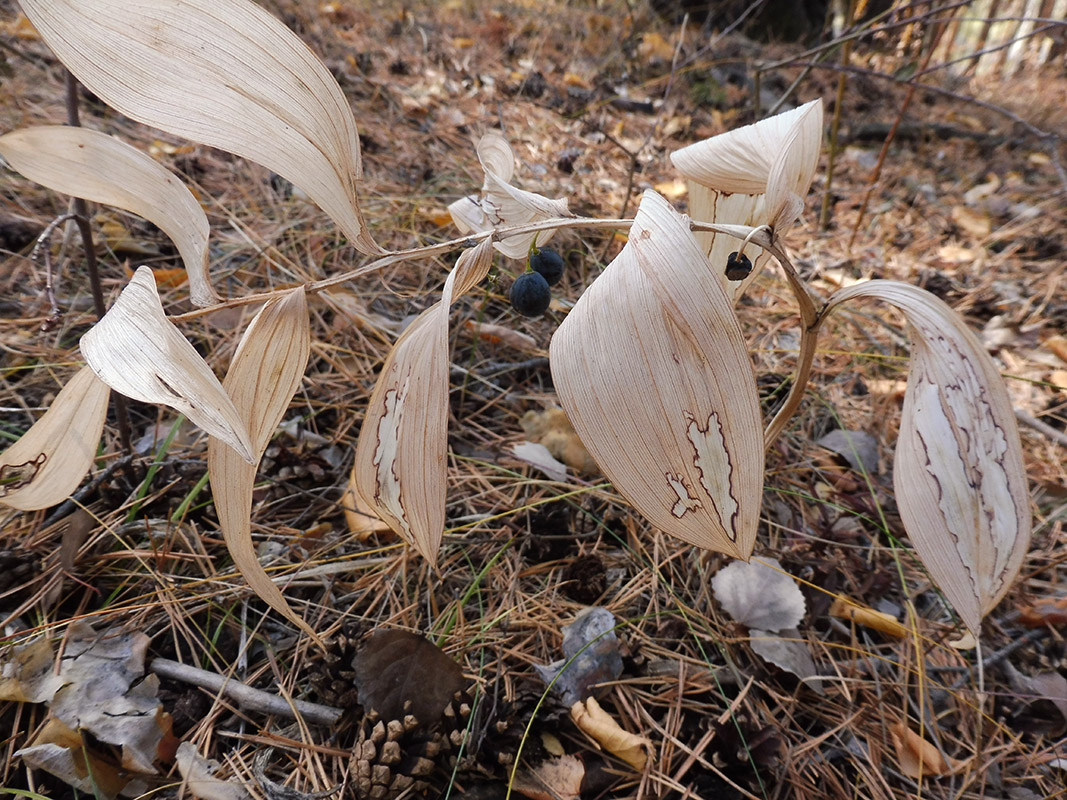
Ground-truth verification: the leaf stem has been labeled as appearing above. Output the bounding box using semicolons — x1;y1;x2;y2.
65;69;133;456
172;217;637;321
763;242;825;448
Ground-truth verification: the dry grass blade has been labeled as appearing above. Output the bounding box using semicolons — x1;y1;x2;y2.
19;0;380;255
80;266;254;463
550;190;763;559
207;287;321;645
0;366;109;511
0;125;215;306
827;280;1030;634
352;239;494;562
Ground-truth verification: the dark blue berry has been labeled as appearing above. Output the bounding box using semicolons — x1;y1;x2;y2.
510;271;552;317
529;247;565;286
725;251;753;281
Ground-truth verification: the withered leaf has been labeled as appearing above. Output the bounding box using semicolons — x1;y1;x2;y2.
826;281;1030;633
550;190;763;559
20;0;380;254
207;287;320;645
352;629;466;725
351;238;494;563
570;696;651;770
81;266;254;463
511;754;584;800
712;557;806;632
0;125;215;305
176;742;251;800
0;365;109;511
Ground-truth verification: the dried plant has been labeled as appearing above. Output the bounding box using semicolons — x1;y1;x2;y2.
0;0;1030;651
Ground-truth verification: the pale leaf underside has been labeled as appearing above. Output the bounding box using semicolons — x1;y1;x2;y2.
20;0;380;255
448;132;570;258
0;126;215;306
80;266;254;463
828;280;1030;633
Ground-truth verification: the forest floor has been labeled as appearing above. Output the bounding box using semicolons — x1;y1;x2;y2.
2;1;1067;799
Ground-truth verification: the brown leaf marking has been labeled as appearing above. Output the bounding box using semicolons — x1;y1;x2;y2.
0;453;47;495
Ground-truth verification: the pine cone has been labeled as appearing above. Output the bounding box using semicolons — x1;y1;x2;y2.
0;547;40;610
351;694;475;799
305;629;362;732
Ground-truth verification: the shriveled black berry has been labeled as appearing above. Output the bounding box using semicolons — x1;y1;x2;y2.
529;246;565;286
510;271;552;317
725;251;753;281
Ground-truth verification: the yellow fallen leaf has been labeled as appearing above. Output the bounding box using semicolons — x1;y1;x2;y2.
638;31;674;62
951;205;991;238
652;179;687;201
948;631;978;650
1044;335;1067;366
570;696;651;771
829;597;908;638
341;477;393;540
563;72;592;89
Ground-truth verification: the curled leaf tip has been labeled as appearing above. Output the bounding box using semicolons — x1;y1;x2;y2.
81;266;255;463
448;133;571;258
671;99;823;296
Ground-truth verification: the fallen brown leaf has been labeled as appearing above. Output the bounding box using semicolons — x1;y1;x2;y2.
889;721;961;778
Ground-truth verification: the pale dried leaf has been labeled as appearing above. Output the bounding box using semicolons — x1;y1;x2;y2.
0;126;215;305
340;477;393;539
948;631;978;650
0;365;109;510
511;754;584;800
511;442;568;482
448;132;571;258
176;742;251;800
827;281;1030;634
20;0;379;254
41;621;170;775
687;184;770;297
80;266;254;463
570;696;651;770
550;190;763;559
17;722;147;800
0;636;63;703
207;288;320;644
352;239;494;562
749;628;823;693
671;100;822;199
712;557;806;631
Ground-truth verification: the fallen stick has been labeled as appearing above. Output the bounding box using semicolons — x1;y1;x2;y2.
150;657;342;727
